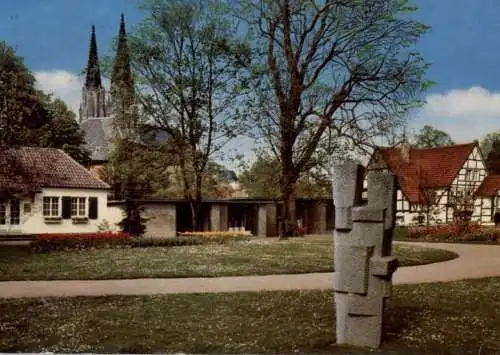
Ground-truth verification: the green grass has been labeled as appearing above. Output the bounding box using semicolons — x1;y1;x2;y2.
0;236;457;281
1;277;499;354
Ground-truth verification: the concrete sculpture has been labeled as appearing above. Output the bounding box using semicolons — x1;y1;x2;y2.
331;160;398;348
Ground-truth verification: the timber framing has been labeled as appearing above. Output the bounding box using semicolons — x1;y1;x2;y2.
366;141;500;226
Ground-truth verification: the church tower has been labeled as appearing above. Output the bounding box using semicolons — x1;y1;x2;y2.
79;25;109;122
110;14;134;112
110;14;137;138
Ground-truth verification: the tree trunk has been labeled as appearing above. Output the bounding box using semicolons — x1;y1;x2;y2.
280;173;297;239
190;175;204;231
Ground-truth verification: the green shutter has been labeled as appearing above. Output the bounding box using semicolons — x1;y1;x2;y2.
89;197;98;220
62;197;72;219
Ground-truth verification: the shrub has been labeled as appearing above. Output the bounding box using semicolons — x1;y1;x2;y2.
407;222;498;242
29;232;253;253
30;232;130;252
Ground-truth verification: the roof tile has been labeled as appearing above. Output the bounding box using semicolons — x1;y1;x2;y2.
369;143;476;203
0;147;110;193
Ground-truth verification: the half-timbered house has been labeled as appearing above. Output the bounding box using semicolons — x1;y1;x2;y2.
366;141;500;226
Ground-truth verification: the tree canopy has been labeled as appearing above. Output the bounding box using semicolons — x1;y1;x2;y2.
411;125;454;148
0;41;89;163
239;154;330;199
127;0;251;229
238;0;431;236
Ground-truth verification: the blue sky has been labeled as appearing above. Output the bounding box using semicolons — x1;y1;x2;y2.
1;0;500;167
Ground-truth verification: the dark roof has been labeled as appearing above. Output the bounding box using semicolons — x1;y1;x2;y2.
368;142;477;203
80;118;170;162
0;147;110;193
80;117;113;161
475;175;500;197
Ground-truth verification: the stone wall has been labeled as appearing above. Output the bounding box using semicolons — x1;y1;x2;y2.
141;203;176;237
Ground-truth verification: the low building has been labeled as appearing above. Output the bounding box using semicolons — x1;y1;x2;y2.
366;141;500;226
108;197;333;237
0;147;114;235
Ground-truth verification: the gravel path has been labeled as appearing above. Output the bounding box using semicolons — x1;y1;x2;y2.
0;242;498;298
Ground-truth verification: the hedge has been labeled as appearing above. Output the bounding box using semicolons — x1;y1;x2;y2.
29;232;253;252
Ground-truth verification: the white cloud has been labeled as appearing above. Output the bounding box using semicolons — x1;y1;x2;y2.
35;71;499;167
34;70;110;116
34;70;83;114
411;87;500;142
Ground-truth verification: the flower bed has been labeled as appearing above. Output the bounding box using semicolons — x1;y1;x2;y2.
408;223;500;242
177;231;252;238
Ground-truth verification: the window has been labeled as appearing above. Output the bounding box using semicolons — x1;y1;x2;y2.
43;197;59;217
71;197;86;217
0;200;5;225
10;199;20;225
23;203;31;214
465;169;473;181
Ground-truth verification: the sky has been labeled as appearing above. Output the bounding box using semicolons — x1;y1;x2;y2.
2;0;500;169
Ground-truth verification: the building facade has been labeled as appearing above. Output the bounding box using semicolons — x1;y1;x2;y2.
0;147;112;235
366;142;500;226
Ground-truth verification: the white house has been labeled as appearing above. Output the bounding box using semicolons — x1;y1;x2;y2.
0;147;121;235
366;141;500;226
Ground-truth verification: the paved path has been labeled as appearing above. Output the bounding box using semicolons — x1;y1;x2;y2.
0;242;499;298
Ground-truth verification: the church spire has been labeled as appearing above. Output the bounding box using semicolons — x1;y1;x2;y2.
85;25;103;89
79;24;108;122
111;14;134;101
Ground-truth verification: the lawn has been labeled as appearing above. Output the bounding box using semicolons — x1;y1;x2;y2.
0;277;498;354
0;236;457;281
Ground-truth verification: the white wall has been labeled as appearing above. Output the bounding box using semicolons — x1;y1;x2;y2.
0;188;122;235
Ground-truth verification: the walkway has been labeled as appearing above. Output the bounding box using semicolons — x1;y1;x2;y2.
0;242;499;298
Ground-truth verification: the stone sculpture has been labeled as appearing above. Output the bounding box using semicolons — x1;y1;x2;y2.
331;160;398;348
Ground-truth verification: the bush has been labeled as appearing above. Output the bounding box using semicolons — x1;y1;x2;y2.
407;223;499;242
31;232;130;252
29;232;254;253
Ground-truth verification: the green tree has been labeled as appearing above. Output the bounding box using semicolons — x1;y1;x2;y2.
239;154;331;199
0;41;90;164
37;94;90;164
480;131;500;155
481;132;500;175
0;41;50;146
239;0;431;237
412;125;454;148
128;0;251;230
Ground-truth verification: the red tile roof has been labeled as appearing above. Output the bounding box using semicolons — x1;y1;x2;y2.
368;142;477;203
475;175;500;197
0;147;110;196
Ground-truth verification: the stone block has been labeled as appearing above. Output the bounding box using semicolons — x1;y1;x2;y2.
333;244;374;294
257;204;267;237
370;256;398;277
331;160;364;208
352;206;384;223
347;293;384;316
366;171;396;230
350;221;385;254
344;314;383;348
335;207;352;230
142;203;176;237
210;204;221;231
